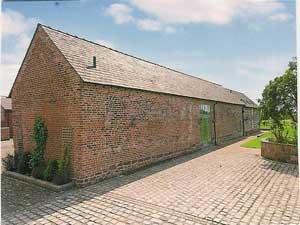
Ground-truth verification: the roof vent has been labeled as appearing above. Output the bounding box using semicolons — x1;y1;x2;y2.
87;56;96;69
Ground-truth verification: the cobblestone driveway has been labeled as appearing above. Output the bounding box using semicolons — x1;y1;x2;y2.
2;137;299;225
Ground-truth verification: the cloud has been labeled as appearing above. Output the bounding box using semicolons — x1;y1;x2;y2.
105;3;134;24
137;19;162;31
1;9;38;37
136;19;176;33
269;13;290;22
165;26;176;33
94;39;115;48
129;0;285;25
105;4;176;33
233;55;293;101
235;56;289;81
0;64;20;96
0;9;39;96
106;0;288;33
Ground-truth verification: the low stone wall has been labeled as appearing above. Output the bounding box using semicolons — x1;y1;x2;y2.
3;171;74;192
261;139;298;164
1;127;10;141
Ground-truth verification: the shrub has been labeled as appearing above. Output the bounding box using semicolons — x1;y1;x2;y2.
30;117;48;180
2;154;15;171
17;152;32;175
29;117;47;169
53;144;71;185
31;162;46;179
52;174;67;185
43;160;58;181
58;144;71;176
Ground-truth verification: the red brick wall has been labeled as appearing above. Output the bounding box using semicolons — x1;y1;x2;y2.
75;83;259;186
1;127;10;141
244;107;260;135
1;107;6;126
8;111;13;137
76;84;209;184
215;103;243;143
261;140;297;164
11;27;82;177
1;107;12;138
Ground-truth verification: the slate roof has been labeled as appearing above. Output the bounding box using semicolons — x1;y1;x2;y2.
1;97;12;110
41;24;257;108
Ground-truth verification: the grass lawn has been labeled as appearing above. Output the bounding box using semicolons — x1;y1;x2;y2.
241;132;272;149
242;120;296;149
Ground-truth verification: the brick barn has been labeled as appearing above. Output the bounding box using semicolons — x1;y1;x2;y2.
10;24;260;186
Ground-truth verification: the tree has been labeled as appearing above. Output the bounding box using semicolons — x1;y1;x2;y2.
259;58;297;143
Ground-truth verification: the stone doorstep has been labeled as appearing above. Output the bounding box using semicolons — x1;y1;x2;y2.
2;171;74;192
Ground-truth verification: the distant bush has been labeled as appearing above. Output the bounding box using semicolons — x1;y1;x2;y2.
43;160;58;181
260;120;272;130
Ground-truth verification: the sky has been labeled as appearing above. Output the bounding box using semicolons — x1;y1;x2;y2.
1;0;296;102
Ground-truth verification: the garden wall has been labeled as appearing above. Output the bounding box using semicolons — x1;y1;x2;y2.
261;140;298;164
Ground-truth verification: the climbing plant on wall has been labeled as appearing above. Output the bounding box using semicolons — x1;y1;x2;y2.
29;116;48;169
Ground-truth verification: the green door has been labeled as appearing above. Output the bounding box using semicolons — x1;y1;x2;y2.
200;104;212;145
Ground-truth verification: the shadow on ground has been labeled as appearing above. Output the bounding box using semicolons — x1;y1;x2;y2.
1;136;248;219
3;134;297;224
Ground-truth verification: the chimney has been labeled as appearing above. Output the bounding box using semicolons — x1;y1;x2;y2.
87;56;96;69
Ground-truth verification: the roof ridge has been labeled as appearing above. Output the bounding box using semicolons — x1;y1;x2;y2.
39;23;222;87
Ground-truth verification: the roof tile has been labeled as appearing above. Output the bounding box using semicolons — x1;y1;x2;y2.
41;25;257;108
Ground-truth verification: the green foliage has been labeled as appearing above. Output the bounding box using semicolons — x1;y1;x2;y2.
259;58;297;124
2;154;15;171
260;120;272;130
31;162;46;179
30;117;48;169
43;160;58;181
242;120;296;148
53;144;71;185
33;116;48;148
3;151;32;174
241;132;273;149
268;120;297;145
259;58;297;144
17;152;32;175
58;144;71;177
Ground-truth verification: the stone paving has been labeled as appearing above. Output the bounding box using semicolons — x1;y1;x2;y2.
1;137;299;225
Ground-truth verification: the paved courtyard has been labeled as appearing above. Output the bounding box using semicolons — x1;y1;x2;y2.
1;137;299;225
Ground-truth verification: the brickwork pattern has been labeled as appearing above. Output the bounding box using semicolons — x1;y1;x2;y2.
11;27;83;177
215;103;243;143
262;140;298;164
1;127;10;141
2;138;299;225
244;107;260;134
